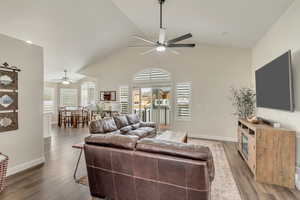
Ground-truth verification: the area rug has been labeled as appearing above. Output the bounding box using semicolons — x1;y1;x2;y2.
82;139;241;200
189;139;241;200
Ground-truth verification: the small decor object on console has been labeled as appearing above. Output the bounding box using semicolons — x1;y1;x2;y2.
247;116;260;124
0;153;8;193
230;87;256;119
0;62;20;133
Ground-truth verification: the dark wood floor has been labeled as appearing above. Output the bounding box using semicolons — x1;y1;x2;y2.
0;127;299;200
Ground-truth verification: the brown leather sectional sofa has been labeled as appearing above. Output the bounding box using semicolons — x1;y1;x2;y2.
84;114;215;200
89;114;157;139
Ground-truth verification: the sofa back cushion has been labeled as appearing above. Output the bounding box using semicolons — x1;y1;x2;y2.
89;120;105;134
114;115;129;129
102;117;118;132
85;133;139;150
137;138;212;161
126;114;140;125
137;138;215;181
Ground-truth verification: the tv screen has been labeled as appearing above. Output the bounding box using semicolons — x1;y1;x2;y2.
255;50;294;111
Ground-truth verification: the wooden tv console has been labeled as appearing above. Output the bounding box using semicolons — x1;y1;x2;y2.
237;119;296;188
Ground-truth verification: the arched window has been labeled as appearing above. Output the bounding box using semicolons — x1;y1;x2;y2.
133;68;171;82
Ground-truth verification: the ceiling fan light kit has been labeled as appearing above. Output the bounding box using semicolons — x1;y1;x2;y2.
61;70;71;85
132;0;196;55
156;45;166;52
62;80;70;85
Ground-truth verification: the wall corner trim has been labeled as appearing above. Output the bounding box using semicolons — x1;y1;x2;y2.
7;157;46;176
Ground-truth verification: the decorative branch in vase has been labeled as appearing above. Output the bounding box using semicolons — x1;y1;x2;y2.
230;87;256;121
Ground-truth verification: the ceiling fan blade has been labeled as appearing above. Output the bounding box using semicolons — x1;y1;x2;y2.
133;35;156;45
128;45;156;48
49;78;64;82
167;43;196;48
167;33;192;44
159;28;166;44
168;49;180;55
140;48;157;55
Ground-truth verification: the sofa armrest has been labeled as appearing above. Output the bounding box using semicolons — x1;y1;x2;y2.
139;122;157;128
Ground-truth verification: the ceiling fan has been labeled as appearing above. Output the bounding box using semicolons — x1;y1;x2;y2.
50;70;73;85
132;0;196;55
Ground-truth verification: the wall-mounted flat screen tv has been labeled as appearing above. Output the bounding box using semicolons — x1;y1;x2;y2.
255;50;294;111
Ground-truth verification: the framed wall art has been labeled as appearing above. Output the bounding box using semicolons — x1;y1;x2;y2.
0;62;21;133
100;91;116;101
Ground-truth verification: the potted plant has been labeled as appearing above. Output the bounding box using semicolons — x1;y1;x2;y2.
230;87;256;120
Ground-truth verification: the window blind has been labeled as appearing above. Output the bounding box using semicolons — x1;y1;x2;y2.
134;69;170;81
119;86;129;114
44;87;55;113
60;88;78;107
81;82;96;106
176;82;192;120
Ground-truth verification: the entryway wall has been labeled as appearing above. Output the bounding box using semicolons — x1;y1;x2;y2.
0;33;44;176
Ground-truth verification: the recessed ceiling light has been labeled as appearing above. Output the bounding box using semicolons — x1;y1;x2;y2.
26;40;33;44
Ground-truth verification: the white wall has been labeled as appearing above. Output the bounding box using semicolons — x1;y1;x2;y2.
82;44;252;141
251;1;300;167
0;33;44;175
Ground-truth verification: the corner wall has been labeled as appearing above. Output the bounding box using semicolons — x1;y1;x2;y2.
82;44;252;141
0;33;44;175
251;1;300;167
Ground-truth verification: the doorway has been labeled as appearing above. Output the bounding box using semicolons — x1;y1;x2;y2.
132;86;172;131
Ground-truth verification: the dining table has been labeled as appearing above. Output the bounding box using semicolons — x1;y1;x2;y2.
58;107;90;128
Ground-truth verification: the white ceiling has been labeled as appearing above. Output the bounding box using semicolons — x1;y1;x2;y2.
0;0;294;81
112;0;294;48
0;0;139;81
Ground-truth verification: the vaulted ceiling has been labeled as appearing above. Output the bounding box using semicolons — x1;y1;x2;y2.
0;0;294;81
112;0;294;48
0;0;140;81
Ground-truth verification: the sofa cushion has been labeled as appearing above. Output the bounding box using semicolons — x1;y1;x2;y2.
140;122;156;128
114;115;129;129
89;120;105;134
102;117;118;133
128;129;150;139
126;114;140;125
138;127;155;134
85;133;139;150
131;123;140;130
120;125;133;134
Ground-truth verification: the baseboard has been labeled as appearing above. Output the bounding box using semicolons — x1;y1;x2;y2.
7;157;45;176
296;167;300;190
189;134;237;142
